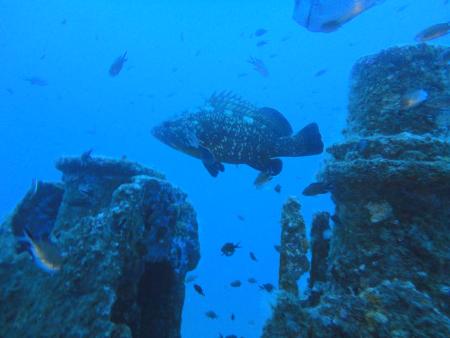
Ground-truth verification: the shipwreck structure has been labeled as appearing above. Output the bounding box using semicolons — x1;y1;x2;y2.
0;156;200;338
263;44;450;337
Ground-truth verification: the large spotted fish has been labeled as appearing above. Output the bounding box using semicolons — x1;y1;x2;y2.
152;92;323;182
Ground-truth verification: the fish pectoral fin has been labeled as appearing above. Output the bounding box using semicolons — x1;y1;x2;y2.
202;160;224;177
198;145;224;177
249;158;283;176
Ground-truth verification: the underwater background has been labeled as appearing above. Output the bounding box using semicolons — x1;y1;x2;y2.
0;1;449;337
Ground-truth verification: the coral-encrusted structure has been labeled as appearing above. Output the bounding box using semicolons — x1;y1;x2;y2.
278;197;309;296
0;156;200;338
263;44;450;337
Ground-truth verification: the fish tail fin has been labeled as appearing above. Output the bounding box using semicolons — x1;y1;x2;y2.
292;123;324;156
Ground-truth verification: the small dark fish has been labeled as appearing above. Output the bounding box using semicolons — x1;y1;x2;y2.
230;280;242;287
193;284;205;296
302;182;332;196
274;245;281;253
415;22;450;42
248;277;257;284
255;28;268;37
396;4;409;13
237;214;245;222
24;76;48;86
81;148;93;163
256;40;268;47
259;283;275;293
109;51;127;77
5;88;14;95
205;310;218;319
40;54;46;60
248;57;269;77
237;72;248;78
314;68;327;77
221;242;241;256
78;183;93;197
249;252;258;262
274;184;281;193
61;18;67;25
230;313;235;321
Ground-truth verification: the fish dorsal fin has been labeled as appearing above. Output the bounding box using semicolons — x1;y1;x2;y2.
206;91;257;114
254;107;293;136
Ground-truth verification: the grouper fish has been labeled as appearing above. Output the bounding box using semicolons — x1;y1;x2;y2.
152;92;324;180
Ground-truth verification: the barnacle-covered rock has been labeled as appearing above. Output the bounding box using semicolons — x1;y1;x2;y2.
264;44;450;337
0;156;200;338
278;197;310;296
346;44;450;137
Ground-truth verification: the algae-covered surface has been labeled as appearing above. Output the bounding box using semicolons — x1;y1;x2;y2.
0;156;200;338
263;44;450;338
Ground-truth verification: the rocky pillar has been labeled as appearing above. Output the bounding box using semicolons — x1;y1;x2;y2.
278;197;310;296
263;44;450;337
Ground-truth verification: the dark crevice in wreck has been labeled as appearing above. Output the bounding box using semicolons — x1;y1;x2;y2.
138;262;177;338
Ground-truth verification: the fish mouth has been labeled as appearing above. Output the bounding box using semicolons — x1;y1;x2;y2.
151;124;180;150
151;125;167;143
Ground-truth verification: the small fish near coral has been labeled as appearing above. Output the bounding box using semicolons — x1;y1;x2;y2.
18;228;63;273
193;284;205;296
401;89;428;109
221;242;241;256
259;283;275;293
109;51;128;77
249;252;258;261
152;92;324;183
415;22;450;42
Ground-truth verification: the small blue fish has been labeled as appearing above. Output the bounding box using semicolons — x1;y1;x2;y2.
24;77;48;86
254;28;268;37
248;57;269;77
256;40;268;47
21;228;62;273
109;51;127;77
314;68;328;77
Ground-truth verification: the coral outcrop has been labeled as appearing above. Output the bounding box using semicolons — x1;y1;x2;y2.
263;44;450;337
0;156;200;338
278;197;309;296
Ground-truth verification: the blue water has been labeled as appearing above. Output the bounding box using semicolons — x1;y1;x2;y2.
0;1;448;337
